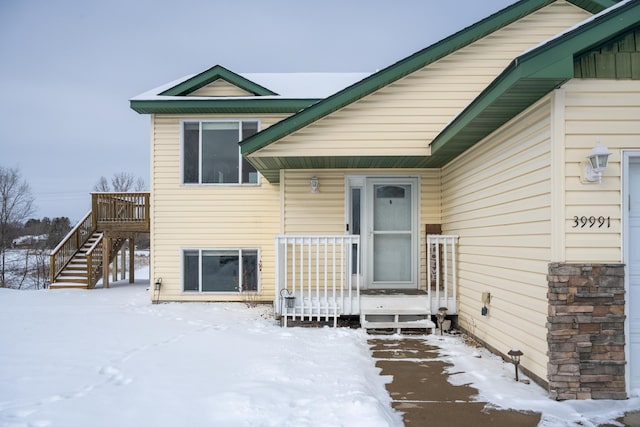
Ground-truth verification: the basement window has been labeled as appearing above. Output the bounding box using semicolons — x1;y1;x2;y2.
183;249;259;292
183;120;259;184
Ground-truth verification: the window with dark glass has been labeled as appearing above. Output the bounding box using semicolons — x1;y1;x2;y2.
183;249;258;292
183;120;259;184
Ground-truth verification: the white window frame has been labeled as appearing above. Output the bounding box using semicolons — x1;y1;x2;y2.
182;248;260;293
180;119;261;185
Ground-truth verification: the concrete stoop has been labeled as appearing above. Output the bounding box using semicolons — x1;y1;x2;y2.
368;338;541;427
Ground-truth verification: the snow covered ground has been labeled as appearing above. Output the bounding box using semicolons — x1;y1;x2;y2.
0;267;639;427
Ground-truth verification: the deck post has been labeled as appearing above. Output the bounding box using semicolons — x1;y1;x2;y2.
103;236;110;288
120;243;126;280
129;237;135;284
112;248;118;283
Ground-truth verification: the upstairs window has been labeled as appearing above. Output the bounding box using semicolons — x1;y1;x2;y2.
183;120;259;184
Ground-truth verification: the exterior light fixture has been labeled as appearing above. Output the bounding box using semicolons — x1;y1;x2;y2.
310;176;319;193
508;349;523;382
581;140;611;184
154;278;162;291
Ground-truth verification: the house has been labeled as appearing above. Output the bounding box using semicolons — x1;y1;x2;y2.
128;0;640;400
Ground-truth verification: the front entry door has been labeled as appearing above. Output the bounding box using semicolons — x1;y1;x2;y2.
366;177;419;289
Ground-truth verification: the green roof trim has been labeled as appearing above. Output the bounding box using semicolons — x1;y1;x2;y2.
129;98;320;114
240;0;615;159
429;0;639;165
159;65;277;97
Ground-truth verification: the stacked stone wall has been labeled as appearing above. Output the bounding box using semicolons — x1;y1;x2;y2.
547;263;626;400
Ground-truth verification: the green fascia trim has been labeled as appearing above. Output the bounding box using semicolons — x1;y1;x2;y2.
568;0;617;14
430;0;639;163
159;65;277;97
240;0;611;156
130;98;320;114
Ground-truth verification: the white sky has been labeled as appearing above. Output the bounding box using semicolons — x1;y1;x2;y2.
0;0;514;222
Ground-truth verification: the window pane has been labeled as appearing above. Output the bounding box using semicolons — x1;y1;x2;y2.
241;250;258;291
183;123;199;183
242;121;259;137
202;250;238;291
183;250;199;291
202;122;239;184
241;122;259;184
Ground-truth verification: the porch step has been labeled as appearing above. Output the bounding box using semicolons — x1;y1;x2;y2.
360;313;435;334
359;293;434;333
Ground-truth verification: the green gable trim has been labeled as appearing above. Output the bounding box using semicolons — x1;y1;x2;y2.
160;65;278;97
129;98;320;114
574;26;640;79
240;0;614;158
430;0;639;165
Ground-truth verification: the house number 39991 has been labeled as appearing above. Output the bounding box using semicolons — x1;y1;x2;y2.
572;216;611;228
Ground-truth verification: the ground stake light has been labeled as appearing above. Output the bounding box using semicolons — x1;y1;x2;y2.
508;349;523;382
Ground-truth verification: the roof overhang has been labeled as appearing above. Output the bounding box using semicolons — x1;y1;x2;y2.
240;0;619;182
428;0;638;166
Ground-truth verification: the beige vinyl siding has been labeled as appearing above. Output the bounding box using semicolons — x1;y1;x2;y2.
442;98;552;381
282;169;442;290
187;79;253;97
563;79;640;262
151;114;288;301
255;0;589;159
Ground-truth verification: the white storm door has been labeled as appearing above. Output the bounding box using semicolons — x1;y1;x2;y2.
367;178;418;289
627;157;640;393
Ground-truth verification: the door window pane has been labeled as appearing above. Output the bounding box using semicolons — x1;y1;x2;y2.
373;234;411;282
351;188;361;274
374;185;411;231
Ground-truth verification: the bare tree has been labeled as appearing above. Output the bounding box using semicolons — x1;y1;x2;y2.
0;166;34;287
94;176;110;192
111;172;135;192
134;176;146;191
93;172;146;192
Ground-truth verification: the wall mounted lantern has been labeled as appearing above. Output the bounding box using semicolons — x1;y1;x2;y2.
581;140;612;184
508;349;523;382
310;176;319;193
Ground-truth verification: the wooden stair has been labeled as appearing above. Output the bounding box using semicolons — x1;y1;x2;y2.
50;233;102;289
360;293;435;334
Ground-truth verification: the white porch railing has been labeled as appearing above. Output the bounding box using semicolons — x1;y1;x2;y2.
275;235;360;327
427;234;459;314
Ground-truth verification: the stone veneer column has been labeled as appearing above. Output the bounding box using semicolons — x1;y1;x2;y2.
547;263;626;400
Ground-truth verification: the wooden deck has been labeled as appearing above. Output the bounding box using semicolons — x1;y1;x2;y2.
50;192;150;288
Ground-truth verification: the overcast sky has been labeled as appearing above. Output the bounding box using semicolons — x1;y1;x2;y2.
1;0;515;222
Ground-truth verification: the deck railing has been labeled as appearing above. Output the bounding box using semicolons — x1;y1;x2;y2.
427;234;459;314
92;192;150;232
275;235;360;326
49;211;95;285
